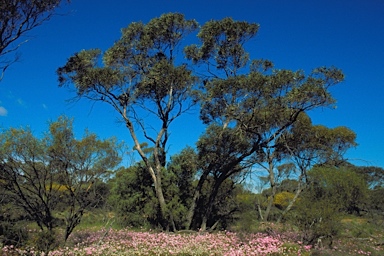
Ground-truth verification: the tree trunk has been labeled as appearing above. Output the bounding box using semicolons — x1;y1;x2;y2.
153;167;176;231
126;120;176;231
200;177;223;231
277;178;304;223
263;159;276;221
186;170;209;230
65;210;83;241
264;186;276;221
185;190;200;230
256;199;264;221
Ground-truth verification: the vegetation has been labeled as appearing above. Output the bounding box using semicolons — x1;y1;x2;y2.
0;116;121;251
1;11;383;255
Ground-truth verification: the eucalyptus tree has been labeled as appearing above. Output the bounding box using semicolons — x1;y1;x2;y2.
0;116;121;242
189;124;254;230
0;0;69;80
57;13;198;231
275;113;357;222
185;17;345;228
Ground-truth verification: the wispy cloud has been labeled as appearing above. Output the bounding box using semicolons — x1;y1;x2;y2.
17;98;26;106
0;106;8;116
42;103;48;110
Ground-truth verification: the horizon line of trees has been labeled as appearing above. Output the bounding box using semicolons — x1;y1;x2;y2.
1;116;383;250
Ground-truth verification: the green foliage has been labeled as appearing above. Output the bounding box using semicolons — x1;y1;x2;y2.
367;187;384;215
167;147;197;207
109;164;158;228
0;116;121;245
293;194;341;247
352;166;384;189
109;148;198;230
57;12;199;124
0;221;29;247
281;112;357;168
291;167;369;246
346;165;384;216
161;166;191;229
185;17;258;70
58;12;354;233
230;192;259;232
0;187;30;246
307;167;368;214
34;230;58;253
185;16;347;228
109;146;246;231
279;179;300;193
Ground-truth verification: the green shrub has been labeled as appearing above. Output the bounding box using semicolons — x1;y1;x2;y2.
33;230;58;253
0;221;29;247
292;198;340;247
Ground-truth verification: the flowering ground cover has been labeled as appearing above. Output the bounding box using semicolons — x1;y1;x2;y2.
2;224;382;255
1;229;312;255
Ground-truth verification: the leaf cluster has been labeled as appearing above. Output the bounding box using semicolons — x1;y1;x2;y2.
185;17;258;71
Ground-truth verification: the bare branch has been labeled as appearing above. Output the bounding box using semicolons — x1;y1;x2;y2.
0;0;69;81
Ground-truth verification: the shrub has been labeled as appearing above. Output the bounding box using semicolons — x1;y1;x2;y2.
273;191;295;210
292;198;340;247
290;166;367;247
33;230;58;253
0;221;29;247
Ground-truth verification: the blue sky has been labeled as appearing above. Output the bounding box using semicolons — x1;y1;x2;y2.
0;0;383;168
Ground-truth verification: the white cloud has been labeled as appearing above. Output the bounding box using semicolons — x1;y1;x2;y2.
0;106;8;116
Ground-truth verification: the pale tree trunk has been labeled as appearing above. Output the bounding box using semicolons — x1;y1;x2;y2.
200;217;208;232
125;119;176;231
277;174;305;223
263;158;276;221
257;205;264;221
154;174;176;231
256;198;264;221
264;183;276;221
153;130;177;231
185;190;199;230
277;183;302;223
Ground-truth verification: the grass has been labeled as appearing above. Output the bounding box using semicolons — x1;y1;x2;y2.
75;210;119;231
